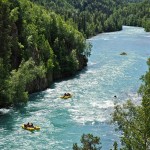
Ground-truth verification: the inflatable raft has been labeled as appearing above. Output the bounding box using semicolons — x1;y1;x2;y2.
21;125;40;131
60;95;72;99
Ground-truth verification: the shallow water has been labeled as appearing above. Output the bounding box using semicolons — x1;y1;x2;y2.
0;26;150;150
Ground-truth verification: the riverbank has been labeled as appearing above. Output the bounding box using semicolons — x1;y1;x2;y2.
0;26;149;150
27;54;88;94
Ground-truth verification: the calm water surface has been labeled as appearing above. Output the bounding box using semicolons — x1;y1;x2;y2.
0;26;150;150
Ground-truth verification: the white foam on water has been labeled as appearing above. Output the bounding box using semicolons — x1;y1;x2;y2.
122;26;145;34
91;100;114;109
125;92;142;105
67;98;115;124
1;26;150;150
0;109;12;114
103;38;109;40
145;35;150;38
88;61;98;66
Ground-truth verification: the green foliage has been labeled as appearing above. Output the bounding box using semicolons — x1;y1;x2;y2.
10;7;19;22
84;42;92;57
0;0;149;108
5;58;46;105
32;0;150;37
110;141;118;150
0;0;89;107
0;59;8;104
19;0;87;76
67;49;79;73
112;58;150;150
0;0;12;70
113;141;118;150
73;134;102;150
31;0;124;37
138;58;150;96
143;19;150;32
119;1;150;31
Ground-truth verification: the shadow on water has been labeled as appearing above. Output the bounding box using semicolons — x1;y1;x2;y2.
0;108;16;131
50;67;88;89
74;67;88;79
29;91;46;102
0;105;28;131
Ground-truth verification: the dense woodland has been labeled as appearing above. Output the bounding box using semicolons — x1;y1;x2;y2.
0;0;92;107
1;0;150;149
0;0;150;108
31;0;150;37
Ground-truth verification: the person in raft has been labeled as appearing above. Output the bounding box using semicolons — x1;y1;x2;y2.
64;93;71;97
24;122;34;128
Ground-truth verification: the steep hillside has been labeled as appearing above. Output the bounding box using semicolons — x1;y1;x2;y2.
32;0;150;36
0;0;149;107
0;0;90;107
31;0;124;37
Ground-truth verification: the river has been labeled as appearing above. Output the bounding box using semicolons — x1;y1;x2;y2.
0;26;150;150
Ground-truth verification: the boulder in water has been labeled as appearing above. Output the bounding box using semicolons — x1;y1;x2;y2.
120;52;127;55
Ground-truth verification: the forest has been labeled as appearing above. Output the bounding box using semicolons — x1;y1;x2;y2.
0;0;90;107
1;0;150;149
31;0;150;37
0;0;150;107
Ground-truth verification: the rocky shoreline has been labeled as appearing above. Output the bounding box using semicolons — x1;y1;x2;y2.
27;54;88;94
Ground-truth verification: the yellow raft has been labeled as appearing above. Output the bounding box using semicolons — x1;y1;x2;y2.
21;125;40;131
60;95;72;99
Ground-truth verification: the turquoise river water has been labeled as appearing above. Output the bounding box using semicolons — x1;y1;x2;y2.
0;26;150;150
